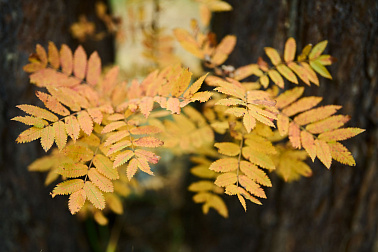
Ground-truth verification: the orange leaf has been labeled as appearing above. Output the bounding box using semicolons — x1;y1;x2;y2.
288;122;301;149
139;97;154;117
36;91;70;116
84;181;105;210
212;35;236;65
318;128;365;142
87;108;103;124
133;137;163;148
126;158;138;180
315;139;332;168
300;62;319;85
104;130;130;146
88;168;113;192
282;96;322;117
107;140;131;155
130;125;162;135
77;110;93;135
136;157;154;175
166;97;181;114
36;44;48;67
102;66;119;94
234;64;263;80
243;110;257;133
65;115;80;142
102;121;126;134
287;62;310;85
60;44;73;75
300;130;316;161
277;114;289;136
73;45;87;79
284;37;296;62
305;115;350;134
173;28;204;59
86;51;101;86
275;87;304;109
69;189;86;214
135;149;160;164
48;41;60;69
294;105;342;126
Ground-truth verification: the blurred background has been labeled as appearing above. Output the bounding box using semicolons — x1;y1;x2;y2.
0;0;377;251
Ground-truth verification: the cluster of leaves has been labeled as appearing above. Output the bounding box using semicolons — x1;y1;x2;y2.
14;20;363;221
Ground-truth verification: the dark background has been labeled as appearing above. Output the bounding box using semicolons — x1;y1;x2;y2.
0;0;376;251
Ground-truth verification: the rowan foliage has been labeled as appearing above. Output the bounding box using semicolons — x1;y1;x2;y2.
13;5;364;223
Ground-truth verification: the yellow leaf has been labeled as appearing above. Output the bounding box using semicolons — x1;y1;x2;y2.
114;150;134;168
28;156;54;172
133;136;163;148
284;37;296;62
268;70;284;88
212;35;236;65
259;75;269;88
242;147;275;170
36;44;47;67
93;154;119;180
206;194;228;218
84;181;105;210
63;145;94;162
328;142;356;166
105;130;130;146
191;165;218;179
207;0;233;12
300;62;319;85
287;62;310;85
17;104;58;122
264;47;281;65
11;116;48;128
240;161;271;187
239;175;266;198
56;163;88;178
214;142;240;156
171;68;192;97
309;40;328;59
41;126;55;152
214;172;237;187
173;28;204;59
315;139;332;168
188;181;215;192
183;73;209;98
190;91;213;103
310;60;332;79
88;168;113;192
297;44;312;61
68;189;86;214
106;194;123;214
209;158;238;172
94;211;108;226
53;121;67;150
276;64;298;84
318;128;365;142
276;152;312;182
225;107;247;117
237;193;247;211
107;140;131;155
52;179;84;197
